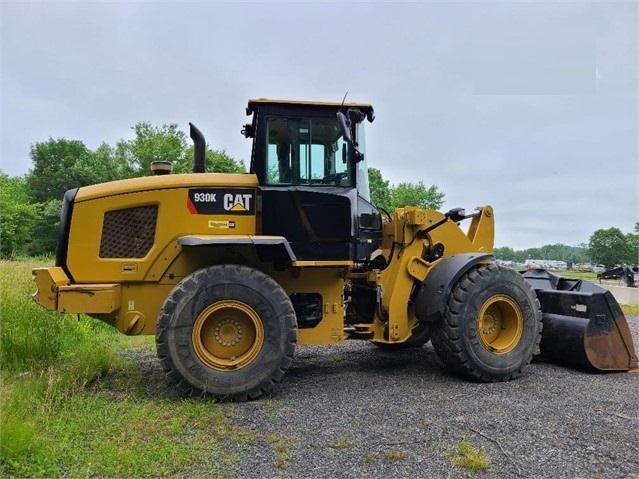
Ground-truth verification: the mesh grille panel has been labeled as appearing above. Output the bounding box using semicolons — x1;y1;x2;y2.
99;205;158;258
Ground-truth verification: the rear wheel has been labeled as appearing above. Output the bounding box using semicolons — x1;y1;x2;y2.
156;264;297;401
431;264;542;381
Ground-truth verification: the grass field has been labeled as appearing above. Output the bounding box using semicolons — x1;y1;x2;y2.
0;260;249;478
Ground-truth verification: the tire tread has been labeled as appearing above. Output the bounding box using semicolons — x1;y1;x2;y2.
156;264;297;401
431;264;542;382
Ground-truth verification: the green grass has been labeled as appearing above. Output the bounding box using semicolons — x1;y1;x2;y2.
556;270;599;281
382;449;407;461
268;434;294;470
363;453;377;464
448;438;491;472
328;437;354;450
0;260;248;478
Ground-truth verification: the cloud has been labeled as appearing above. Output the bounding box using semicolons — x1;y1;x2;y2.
1;1;636;249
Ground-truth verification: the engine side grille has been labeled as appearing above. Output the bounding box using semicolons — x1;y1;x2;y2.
99;205;158;258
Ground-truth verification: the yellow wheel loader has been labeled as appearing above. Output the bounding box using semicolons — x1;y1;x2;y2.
32;99;637;401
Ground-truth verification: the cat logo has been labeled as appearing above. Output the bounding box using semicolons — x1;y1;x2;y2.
187;188;254;215
224;193;252;212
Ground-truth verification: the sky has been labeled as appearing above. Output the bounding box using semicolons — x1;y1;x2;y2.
1;1;637;250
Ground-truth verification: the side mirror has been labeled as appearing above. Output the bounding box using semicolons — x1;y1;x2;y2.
367;109;375;123
337;111;353;144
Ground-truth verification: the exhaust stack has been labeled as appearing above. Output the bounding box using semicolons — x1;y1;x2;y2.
189;122;206;173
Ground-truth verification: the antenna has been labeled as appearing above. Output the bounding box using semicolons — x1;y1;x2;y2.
340;91;348;110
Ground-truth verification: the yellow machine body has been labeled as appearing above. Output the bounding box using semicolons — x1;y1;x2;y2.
31;99;636;400
32;168;494;345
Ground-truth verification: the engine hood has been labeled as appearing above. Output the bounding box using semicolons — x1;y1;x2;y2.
75;173;259;202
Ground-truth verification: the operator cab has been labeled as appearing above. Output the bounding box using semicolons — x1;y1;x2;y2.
244;99;382;261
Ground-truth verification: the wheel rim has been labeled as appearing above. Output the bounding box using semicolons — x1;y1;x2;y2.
192;300;264;371
476;294;524;354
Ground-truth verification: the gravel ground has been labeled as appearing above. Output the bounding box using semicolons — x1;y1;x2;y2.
133;316;639;479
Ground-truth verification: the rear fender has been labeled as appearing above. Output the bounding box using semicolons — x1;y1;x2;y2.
178;235;297;264
413;253;493;323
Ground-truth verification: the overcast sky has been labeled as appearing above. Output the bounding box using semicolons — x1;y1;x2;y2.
1;1;637;250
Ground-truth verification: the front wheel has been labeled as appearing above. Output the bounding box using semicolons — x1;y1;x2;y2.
156;264;297;401
431;264;542;382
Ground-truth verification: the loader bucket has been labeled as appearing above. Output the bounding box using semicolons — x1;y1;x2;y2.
522;269;638;372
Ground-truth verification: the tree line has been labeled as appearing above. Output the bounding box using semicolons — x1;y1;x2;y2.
494;225;639;269
1;122;636;268
1;123;245;257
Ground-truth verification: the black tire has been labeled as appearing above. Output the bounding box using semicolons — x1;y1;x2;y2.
375;322;431;350
156;264;297;401
431;264;542;382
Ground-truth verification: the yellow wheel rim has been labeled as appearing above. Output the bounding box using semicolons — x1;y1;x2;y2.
476;294;524;354
192;300;264;371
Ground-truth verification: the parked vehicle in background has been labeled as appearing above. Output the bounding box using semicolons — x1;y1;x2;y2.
525;259;567;270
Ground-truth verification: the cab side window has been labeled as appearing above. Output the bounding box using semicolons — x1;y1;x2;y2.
266;117;350;186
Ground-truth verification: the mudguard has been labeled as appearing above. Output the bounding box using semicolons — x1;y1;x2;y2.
413;253;493;324
178;235;297;263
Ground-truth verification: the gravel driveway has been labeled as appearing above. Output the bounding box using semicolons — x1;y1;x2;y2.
224;315;639;479
131;316;638;478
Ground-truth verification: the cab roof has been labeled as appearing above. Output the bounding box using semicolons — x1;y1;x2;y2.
246;98;374;116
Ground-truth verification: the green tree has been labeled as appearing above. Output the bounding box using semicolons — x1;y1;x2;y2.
368;168;391;212
588;227;634;267
25;138;132;205
541;243;570;261
84;143;136;181
173;146;245;174
26;199;63;256
117;122;189;175
566;245;590;265
390;181;445;211
626;230;638;265
116;122;245;175
0;173;38;258
495;244;591;266
494;246;517;261
25;139;95;203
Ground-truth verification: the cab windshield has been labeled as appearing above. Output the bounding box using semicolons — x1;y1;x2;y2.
265;117;350;186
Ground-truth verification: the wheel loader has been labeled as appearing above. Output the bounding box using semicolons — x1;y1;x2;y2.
32;99;637;401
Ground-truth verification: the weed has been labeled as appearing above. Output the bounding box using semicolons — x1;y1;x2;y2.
275;456;290;470
329;437;354;450
363;453;377;464
263;398;290;420
382;449;407;461
268;434;293;470
264;398;285;411
621;303;639;315
448;437;492;472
